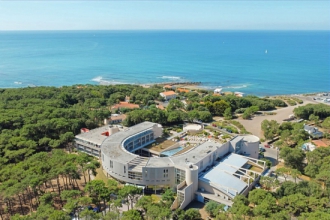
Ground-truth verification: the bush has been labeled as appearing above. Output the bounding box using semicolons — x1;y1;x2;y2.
235;108;246;114
287;100;297;106
271;99;288;107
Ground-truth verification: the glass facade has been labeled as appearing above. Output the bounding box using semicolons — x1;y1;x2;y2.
175;168;186;184
123;129;154;152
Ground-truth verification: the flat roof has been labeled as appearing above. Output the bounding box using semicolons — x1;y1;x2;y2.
101;122;161;163
242;135;259;143
75;125;110;146
230;135;259;145
199;154;249;197
171;141;221;169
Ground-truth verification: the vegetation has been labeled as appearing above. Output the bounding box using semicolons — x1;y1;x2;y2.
294;103;330;119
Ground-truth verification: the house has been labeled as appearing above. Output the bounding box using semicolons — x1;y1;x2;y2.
160;91;177;100
163;85;174;90
111;102;140;111
110;114;127;124
304;125;323;139
214;88;222;94
234;92;245;97
312;140;328;148
156;104;165;110
177;88;190;93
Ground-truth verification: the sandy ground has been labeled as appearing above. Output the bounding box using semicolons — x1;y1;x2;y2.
235;96;317;138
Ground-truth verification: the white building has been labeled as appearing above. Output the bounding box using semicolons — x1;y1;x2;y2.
160;91;177;100
214;88;222;94
77;122;265;209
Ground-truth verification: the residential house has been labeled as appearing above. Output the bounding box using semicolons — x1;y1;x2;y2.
160;91;177;100
304;125;323;139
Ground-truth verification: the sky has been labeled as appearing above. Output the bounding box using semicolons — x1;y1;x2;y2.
0;1;329;30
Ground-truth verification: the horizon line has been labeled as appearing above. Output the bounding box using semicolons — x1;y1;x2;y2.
0;29;329;32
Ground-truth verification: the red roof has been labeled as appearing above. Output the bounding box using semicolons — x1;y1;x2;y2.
110;114;127;121
111;102;140;109
312;140;328;147
161;91;176;96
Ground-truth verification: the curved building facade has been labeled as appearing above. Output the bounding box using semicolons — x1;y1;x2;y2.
95;122;265;209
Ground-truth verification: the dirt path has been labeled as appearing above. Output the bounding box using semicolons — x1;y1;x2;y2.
235;98;315;138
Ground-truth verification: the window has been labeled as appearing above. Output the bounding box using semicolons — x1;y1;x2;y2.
110;160;113;168
124;166;126;173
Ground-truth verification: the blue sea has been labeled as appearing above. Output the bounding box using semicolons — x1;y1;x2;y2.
0;30;329;96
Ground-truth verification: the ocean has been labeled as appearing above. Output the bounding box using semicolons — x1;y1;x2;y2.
0;30;329;96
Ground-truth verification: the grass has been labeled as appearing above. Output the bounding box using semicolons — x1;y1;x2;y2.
94;166;110;183
145;138;177;152
151;194;161;203
250;166;264;173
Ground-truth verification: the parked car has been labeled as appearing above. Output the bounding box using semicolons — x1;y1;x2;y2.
255;183;261;189
93;207;100;213
264;144;271;148
259;147;266;152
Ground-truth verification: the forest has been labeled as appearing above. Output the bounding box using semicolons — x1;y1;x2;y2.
2;84;329;219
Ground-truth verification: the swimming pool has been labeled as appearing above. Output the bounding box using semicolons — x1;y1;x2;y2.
160;147;183;157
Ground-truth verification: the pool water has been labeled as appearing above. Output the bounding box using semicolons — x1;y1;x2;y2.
160;147;183;157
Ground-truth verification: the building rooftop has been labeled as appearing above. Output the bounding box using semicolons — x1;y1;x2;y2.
177;88;190;93
304;125;323;138
111;102;140;110
160;91;176;96
199;154;249;197
75;125;110;146
171;141;221;169
101;122;162;163
312;140;328;147
111;114;127;121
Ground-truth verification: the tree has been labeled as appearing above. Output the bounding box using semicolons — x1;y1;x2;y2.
315;170;330;192
253;194;278;218
205;201;224;217
321;116;330;130
276;167;291;181
309;114;320;126
118;185;142;210
278;193;309;216
84;180;110;210
248;189;269;205
279;147;305;171
229;195;251;219
135;196;152;213
198;111;213;122
213;100;230;116
167;99;184;111
184;208;201;220
122;210;143;220
161;189;175;206
259;176;279;190
223;107;232;120
261;120;280;140
290;169;302;183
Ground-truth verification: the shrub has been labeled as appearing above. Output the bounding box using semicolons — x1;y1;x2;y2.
271;99;288;107
287;100;297;106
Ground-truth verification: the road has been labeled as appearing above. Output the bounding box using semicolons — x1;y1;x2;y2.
261;147;303;183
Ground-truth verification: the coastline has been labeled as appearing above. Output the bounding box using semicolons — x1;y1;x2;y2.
1;81;329;99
